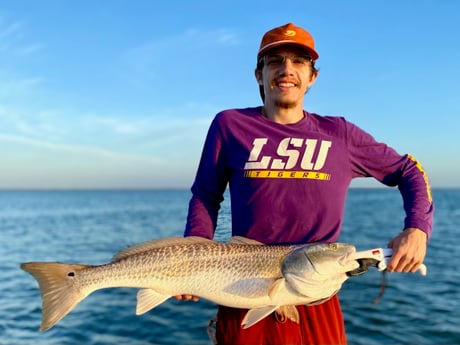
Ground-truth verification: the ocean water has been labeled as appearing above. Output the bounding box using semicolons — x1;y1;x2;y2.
1;188;458;345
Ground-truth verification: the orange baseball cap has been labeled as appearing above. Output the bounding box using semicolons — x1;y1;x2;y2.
257;23;319;61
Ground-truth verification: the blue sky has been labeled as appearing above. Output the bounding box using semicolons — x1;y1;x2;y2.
0;0;458;189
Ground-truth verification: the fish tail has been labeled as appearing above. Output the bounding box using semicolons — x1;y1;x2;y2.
21;262;93;331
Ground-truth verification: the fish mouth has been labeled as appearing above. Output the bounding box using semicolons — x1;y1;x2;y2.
346;258;380;276
338;247;359;270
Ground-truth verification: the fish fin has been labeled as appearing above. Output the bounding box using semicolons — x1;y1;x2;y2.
241;306;279;329
20;262;92;331
275;305;300;324
268;278;287;300
136;289;170;315
113;236;213;261
227;236;264;245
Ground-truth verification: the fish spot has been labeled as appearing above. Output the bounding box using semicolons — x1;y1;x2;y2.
67;272;75;277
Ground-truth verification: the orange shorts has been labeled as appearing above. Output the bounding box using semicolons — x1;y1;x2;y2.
215;294;346;345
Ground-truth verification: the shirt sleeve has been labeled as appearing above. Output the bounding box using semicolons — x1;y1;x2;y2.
346;121;434;237
184;115;229;238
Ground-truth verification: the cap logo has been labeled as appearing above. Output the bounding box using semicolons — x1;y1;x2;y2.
284;29;296;37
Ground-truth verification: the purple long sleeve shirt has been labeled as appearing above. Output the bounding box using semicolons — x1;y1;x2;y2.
185;107;433;244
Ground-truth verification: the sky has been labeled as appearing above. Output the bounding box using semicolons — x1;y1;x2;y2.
0;0;458;189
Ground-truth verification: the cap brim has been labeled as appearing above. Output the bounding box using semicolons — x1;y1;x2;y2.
258;41;319;61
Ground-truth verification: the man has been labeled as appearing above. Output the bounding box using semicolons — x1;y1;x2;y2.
180;23;433;345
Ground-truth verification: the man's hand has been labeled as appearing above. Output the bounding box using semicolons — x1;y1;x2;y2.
386;227;427;273
174;294;200;302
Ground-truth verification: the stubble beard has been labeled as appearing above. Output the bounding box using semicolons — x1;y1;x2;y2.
274;100;298;109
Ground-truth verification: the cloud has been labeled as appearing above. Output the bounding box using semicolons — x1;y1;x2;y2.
17;42;43;56
0;16;42;55
0;132;198;189
0;77;43;98
0;105;67;143
118;26;241;85
183;27;241;46
0;20;233;188
0;19;23;49
0;96;214;166
0;97;213;189
0;132;139;160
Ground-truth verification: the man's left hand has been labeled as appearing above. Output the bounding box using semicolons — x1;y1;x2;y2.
386;228;427;273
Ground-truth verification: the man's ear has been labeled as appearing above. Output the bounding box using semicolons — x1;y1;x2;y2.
305;70;319;90
254;69;263;85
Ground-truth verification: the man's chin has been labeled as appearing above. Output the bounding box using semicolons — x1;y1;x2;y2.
274;100;298;109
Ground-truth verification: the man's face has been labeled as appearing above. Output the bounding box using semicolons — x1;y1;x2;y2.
256;46;318;109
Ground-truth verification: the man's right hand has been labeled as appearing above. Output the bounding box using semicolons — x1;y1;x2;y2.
174;294;200;302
